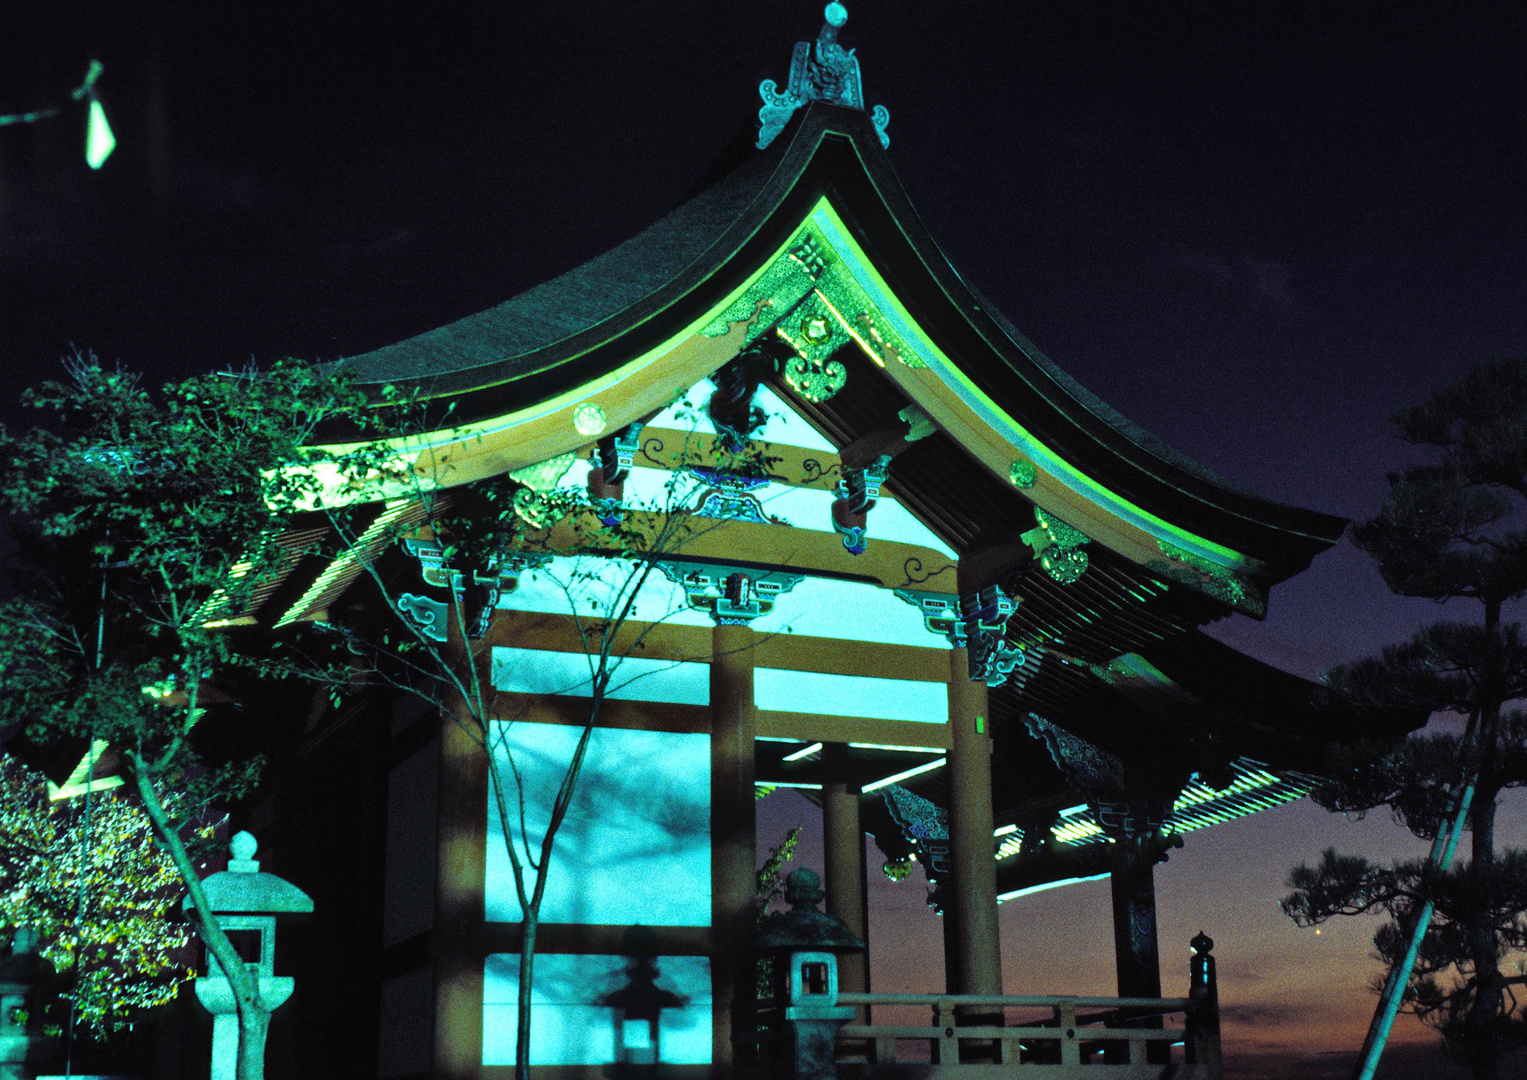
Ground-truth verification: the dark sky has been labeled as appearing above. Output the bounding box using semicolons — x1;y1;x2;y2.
5;3;1526;1076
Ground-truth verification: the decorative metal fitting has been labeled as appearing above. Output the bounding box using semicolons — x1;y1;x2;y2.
960;585;1022;685
836;454;892;515
777;293;850;404
1022;507;1090;584
598;422;644;486
655;560;804;624
690;468;773;525
758;4;890;150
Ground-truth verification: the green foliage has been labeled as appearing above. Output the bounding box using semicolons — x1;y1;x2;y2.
0;755;216;1034
755;825;802;999
0;355;374;1076
0;354;365;765
756;825;802;918
1288;358;1527;1076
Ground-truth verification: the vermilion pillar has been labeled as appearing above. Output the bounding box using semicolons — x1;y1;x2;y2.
945;648;1001;997
710;621;757;1075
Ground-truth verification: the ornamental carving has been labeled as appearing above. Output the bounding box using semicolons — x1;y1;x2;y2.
777;293;850;403
757;4;890;151
1021;507;1090;584
880;784;950;887
1148;540;1267;618
689;468;776;525
397;544;550;640
1023;713;1125;797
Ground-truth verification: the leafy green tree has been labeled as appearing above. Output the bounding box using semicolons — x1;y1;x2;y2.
0;753;216;1034
0;356;367;1080
1283;358;1527;1080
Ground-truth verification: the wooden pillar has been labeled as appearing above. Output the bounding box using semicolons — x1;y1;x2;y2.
433;693;487;1079
945;648;1002;996
711;621;757;1075
1109;840;1163;999
823;780;869;1017
1108;828;1168;1066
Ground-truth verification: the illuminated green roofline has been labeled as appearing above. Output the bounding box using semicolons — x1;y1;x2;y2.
417;224;802;443
808;201;1257;576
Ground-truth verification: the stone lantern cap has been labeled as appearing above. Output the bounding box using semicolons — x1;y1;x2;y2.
181;831;314;916
0;927;55;988
754;869;865;955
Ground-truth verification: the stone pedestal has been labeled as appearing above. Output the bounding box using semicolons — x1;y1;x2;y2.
194;975;294;1080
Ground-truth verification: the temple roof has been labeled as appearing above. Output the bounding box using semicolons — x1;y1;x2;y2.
333;99;1343;597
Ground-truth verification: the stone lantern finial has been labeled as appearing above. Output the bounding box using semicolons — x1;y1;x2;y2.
784;867;826;909
228;830;259;872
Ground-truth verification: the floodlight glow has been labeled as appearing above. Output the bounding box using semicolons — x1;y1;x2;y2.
782;742;823;762
997;872;1109;903
862;756;946;793
993;823;1018;837
848;742;944;752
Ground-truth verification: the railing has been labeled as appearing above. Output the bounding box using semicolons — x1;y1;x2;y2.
832;993;1202;1070
752;935;1221;1079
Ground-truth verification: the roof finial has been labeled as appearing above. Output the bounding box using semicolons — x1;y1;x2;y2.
757;4;890;151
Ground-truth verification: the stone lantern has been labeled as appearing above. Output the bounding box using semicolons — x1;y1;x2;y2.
754;869;866;1080
184;831;312;1080
0;928;57;1080
601;956;684;1066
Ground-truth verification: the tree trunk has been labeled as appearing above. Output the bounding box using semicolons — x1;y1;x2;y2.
517;911;538;1080
1463;771;1500;1080
130;762;265;1080
235;1006;271;1080
1464;605;1501;1080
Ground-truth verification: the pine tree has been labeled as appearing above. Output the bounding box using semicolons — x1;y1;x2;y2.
1283;358;1527;1080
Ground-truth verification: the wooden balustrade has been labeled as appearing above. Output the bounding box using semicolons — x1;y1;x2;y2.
796;992;1219;1077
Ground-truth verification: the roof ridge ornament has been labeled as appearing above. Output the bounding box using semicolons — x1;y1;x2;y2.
758;3;890;150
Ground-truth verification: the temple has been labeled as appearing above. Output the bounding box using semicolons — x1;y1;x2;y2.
17;6;1420;1079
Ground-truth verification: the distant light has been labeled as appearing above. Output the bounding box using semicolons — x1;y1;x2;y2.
782;742;823;762
85;97;114;169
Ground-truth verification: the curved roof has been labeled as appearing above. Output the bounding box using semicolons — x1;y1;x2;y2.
335;100;1345;596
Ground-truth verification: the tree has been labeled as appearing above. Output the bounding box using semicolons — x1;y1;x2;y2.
0;356;369;1080
315;381;785;1080
1283;358;1527;1080
755;824;802;997
0;753;215;1036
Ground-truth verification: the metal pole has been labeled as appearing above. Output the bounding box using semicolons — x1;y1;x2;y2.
65;566;110;1077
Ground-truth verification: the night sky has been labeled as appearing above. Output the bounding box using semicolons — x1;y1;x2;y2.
5;3;1526;1077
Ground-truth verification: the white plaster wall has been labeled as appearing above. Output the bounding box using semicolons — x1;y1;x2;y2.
484;723;711;926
